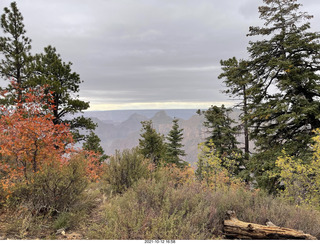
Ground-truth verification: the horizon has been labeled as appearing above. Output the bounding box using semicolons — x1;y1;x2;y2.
85;101;235;111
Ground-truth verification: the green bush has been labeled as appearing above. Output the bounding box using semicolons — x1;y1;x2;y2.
6;154;89;214
104;147;150;194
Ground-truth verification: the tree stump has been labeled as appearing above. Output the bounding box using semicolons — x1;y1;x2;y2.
223;210;317;240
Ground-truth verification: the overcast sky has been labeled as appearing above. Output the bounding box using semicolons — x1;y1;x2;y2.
0;0;320;110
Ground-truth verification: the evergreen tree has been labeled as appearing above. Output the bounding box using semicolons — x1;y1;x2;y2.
219;57;252;159
82;131;108;162
28;45;97;142
165;118;187;168
0;2;101;146
198;105;241;169
29;46;87;122
0;2;33;100
245;0;320;191
138;120;165;167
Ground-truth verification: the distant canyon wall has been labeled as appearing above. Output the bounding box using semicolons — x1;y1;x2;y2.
82;109;249;166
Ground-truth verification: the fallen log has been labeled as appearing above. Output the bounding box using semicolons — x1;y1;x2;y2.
223;210;317;240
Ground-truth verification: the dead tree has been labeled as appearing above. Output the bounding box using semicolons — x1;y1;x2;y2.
223;210;316;240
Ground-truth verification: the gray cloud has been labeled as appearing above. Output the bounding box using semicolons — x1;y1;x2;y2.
0;0;319;110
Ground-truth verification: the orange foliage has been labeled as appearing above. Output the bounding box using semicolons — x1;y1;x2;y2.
0;82;102;200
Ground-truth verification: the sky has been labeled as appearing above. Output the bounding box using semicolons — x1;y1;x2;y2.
0;0;320;111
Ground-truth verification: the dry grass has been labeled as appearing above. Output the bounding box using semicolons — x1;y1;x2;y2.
87;172;320;240
1;165;320;240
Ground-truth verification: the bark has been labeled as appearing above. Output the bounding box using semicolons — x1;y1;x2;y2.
223;210;317;240
243;85;249;158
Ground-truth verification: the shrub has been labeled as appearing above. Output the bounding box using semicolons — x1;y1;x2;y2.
196;141;244;191
1;181;101;239
5;153;95;214
88;177;216;240
88;171;320;240
270;129;320;207
31;155;89;213
103;148;151;194
0;84;74;196
0;84;102;210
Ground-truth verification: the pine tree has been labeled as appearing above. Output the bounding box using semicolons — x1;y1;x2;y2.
198;105;240;160
82;131;108;162
28;45;96;142
0;2;102;148
219;57;252;159
247;0;320;155
245;0;320;191
29;46;88;123
0;2;33;100
165;118;187;168
138;120;165;167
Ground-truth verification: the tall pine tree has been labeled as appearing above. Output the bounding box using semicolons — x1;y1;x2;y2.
198;105;241;166
0;2;33;101
245;0;320;191
219;57;252;159
0;2;102;146
28;45;96;142
165;118;187;168
138;120;165;167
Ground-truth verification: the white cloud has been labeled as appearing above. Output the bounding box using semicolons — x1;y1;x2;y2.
0;0;319;110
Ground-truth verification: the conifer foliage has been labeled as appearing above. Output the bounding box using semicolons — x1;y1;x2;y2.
246;0;320;158
198;105;240;161
0;2;100;145
219;58;251;158
220;0;320;192
28;45;97;142
165;119;187;168
0;2;32;86
138;120;165;167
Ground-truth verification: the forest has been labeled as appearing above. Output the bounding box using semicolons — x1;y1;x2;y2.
1;0;320;240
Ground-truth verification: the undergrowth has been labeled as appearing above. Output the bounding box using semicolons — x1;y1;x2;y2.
87;166;320;240
1;149;320;240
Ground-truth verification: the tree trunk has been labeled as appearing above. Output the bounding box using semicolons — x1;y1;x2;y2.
223;211;316;240
243;85;249;159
